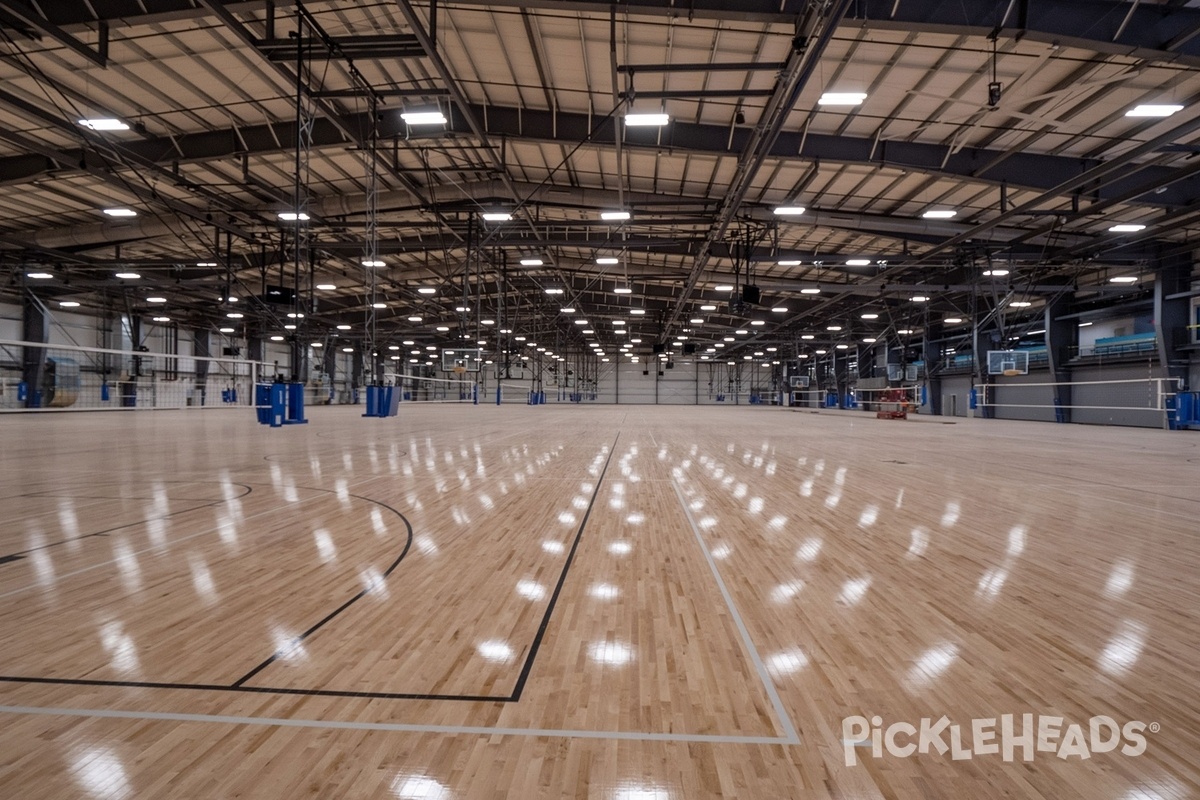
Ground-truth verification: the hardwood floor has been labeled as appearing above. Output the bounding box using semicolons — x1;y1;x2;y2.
0;405;1196;799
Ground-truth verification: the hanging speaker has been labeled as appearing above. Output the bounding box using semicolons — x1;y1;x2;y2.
741;284;761;305
682;343;697;355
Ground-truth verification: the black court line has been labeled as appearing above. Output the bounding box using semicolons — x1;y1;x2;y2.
0;483;254;560
509;432;619;701
230;490;415;687
0;437;619;703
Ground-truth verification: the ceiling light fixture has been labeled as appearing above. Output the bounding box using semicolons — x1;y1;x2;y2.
818;92;867;106
103;208;136;217
79;118;129;130
922;209;957;219
601;210;631;221
1108;224;1146;233
60;301;81;308
846;259;871;267
625;112;670;126
1110;276;1139;283
417;287;437;294
362;260;386;267
801;287;821;294
114;272;140;280
596;257;619;265
316;283;336;290
521;257;544;266
1125;104;1183;118
773;206;806;216
481;211;512;222
401;110;448;125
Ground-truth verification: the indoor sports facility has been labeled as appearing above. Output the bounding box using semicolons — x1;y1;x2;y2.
0;3;1198;799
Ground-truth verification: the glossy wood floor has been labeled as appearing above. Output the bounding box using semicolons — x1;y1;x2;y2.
0;405;1197;799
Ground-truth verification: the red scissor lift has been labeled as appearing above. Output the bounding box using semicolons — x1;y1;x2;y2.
876;387;912;420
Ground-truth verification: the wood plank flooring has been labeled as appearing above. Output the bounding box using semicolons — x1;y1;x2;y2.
0;405;1197;799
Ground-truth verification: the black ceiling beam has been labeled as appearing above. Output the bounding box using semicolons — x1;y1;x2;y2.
0;1;107;66
618;61;787;73
36;0;1200;68
256;35;425;61
5;102;1199;211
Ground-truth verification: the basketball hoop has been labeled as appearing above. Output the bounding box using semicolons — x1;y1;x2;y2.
1003;368;1022;377
453;365;467;377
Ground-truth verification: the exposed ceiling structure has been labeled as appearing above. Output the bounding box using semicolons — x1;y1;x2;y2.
1;0;1198;364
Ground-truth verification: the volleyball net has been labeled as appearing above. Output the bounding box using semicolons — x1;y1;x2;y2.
0;338;269;412
976;377;1181;427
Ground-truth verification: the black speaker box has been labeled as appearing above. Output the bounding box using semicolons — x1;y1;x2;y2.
682;343;697;355
741;284;761;305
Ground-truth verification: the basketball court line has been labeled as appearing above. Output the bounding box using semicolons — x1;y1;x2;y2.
0;704;795;745
0;436;622;703
670;476;802;746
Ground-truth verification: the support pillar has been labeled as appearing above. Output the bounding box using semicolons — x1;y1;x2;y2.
21;293;48;408
1154;250;1191;382
922;322;943;415
194;329;211;407
1045;296;1075;423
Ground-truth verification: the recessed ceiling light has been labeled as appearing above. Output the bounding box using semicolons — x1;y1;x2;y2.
773;206;806;216
1125;104;1183;118
596;257;619;265
316;283;336;290
772;306;788;312
146;296;167;303
1108;224;1146;232
1110;276;1139;283
114;272;140;279
801;288;821;294
79;118;129;130
521;258;544;266
846;259;871;267
277;211;309;221
861;312;879;320
362;260;386;267
59;301;80;307
401;110;448;125
601;210;631;221
983;269;1010;277
818;92;867;106
700;304;717;311
337;324;352;330
103;208;136;217
922;210;957;219
625;112;670;126
481;211;512;222
715;284;734;291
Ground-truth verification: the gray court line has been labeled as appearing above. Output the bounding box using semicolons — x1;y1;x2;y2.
0;704;792;745
670;477;802;746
